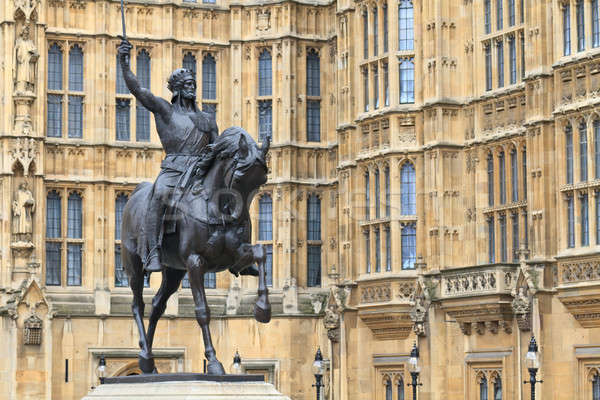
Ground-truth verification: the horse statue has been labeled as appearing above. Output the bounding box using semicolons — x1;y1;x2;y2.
121;126;271;375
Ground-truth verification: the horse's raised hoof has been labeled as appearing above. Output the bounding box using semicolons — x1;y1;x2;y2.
254;301;271;323
206;360;226;375
138;352;157;374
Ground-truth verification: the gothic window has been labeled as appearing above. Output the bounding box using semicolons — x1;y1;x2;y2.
488;216;496;263
523;211;528;246
116;99;130;141
485;0;492;34
521;33;525;78
67;46;84;140
365;230;371;273
375;168;381;218
496;0;503;29
115;194;128;287
259;195;273;241
595;120;600;178
383;4;389;52
259;50;272;96
46;191;62;286
582;193;590;246
136;50;151;141
47;94;62;138
363;68;369;111
373;7;379;56
511;149;518;202
493;376;502;399
399;59;415;103
401;223;416;269
48;44;63;90
68;95;83;139
512;213;519;261
499;151;506;204
488;153;494;206
508;0;515;26
594;0;600;48
202;54;216;100
564;3;572;56
580;121;588;182
566;124;574;184
577;0;585;51
479;374;488;400
383;63;389;106
385;166;391;216
373;65;379;109
365;171;370;220
594;372;600;400
363;10;369;58
375;228;381;272
307;195;321;287
568;195;575;248
307;100;321;142
522;148;527;199
499;214;507;262
68;45;83;91
385;226;392;271
497;41;504;88
307;49;320;96
116;54;129;94
485;44;492;91
385;379;392;400
401;162;416;215
509;36;517;84
398;0;414;50
183;52;197;77
258;101;272;142
67;193;82;286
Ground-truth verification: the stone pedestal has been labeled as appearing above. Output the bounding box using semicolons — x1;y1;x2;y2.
82;376;291;400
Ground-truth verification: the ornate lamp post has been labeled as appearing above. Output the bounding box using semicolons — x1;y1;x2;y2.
312;348;325;400
524;336;543;399
407;343;422;400
96;355;106;384
231;350;243;375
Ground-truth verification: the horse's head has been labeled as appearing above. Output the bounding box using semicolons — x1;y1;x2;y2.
206;127;269;220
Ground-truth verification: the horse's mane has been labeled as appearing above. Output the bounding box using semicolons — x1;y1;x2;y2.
212;126;262;173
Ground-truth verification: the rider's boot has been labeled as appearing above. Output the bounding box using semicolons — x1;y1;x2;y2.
144;194;164;273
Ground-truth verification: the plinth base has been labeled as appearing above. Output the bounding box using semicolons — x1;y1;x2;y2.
82;377;291;400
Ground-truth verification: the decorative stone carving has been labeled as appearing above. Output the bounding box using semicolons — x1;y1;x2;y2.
310;293;327;314
23;313;42;345
256;9;271;31
360;283;391;303
12;182;35;243
409;294;429;337
282;277;298;314
323;285;352;342
9;138;39;174
14;0;39;22
442;270;497;296
511;286;531;331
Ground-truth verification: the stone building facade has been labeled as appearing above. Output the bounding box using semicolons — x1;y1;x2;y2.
1;0;600;399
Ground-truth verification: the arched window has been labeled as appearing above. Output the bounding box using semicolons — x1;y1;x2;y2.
375;228;381;272
115;194;129;287
397;377;405;400
258;100;272;142
398;0;414;51
258;50;272;96
365;230;371;273
67;193;83;286
510;149;518;202
385;166;391;216
488;216;496;263
385;379;392;400
383;4;389;52
401;163;416;215
183;52;197;77
498;151;506;204
375;168;381;218
307;195;321;287
136;50;151;141
116;54;129;94
497;41;504;88
567;195;575;248
69;45;83;91
48;44;63;90
593;372;600;400
202;54;216;100
259;195;273;241
566;124;574;184
399;59;415;104
363;10;369;58
48;44;63;138
499;214;507;262
564;3;571;56
522;147;527;200
365;171;370;220
373;6;379;56
582;193;589;246
306;49;320;96
46;191;62;286
385;226;391;271
488;153;494;206
580;120;588;181
479;374;488;400
401;223;416;269
493;376;502;400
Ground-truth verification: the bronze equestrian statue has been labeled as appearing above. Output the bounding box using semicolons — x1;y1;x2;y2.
118;40;272;375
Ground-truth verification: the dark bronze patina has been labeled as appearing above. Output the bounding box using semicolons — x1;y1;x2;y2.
117;40;272;376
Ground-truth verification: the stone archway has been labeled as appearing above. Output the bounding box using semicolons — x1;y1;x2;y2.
112;361;142;377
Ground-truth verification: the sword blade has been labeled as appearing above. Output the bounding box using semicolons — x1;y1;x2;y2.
120;0;127;40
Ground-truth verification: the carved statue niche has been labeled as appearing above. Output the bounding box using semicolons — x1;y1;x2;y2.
14;23;39;95
12;181;35;243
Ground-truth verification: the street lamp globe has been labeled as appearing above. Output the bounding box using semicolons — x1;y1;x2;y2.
312;347;325;378
408;343;421;374
526;336;540;370
231;350;243;375
96;355;106;383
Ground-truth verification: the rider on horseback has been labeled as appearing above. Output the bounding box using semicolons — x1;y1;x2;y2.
118;40;217;273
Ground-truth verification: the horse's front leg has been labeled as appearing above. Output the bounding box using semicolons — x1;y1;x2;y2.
253;244;271;323
187;254;225;375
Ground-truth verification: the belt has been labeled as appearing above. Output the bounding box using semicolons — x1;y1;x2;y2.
160;154;202;172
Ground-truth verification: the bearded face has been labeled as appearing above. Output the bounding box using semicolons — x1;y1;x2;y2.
181;78;197;101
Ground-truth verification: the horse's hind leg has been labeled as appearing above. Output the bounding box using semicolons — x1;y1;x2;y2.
147;267;186;349
187;254;225;375
123;249;155;374
252;244;271;323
